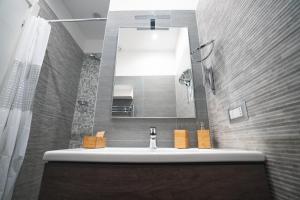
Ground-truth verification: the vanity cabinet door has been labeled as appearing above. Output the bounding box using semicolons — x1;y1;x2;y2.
39;162;271;200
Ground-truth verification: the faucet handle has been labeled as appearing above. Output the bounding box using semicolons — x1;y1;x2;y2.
150;127;156;135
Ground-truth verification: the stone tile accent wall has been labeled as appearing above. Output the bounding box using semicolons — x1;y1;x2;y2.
70;54;101;147
12;1;84;199
196;1;300;199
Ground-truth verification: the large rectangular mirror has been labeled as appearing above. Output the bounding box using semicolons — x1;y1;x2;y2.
112;27;196;118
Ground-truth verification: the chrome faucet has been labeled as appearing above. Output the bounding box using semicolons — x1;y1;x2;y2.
149;127;157;150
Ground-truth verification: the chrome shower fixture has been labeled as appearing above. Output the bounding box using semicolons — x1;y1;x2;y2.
150;19;155;30
89;54;101;61
190;40;216;95
77;99;89;113
179;69;194;103
179;69;192;87
191;40;215;63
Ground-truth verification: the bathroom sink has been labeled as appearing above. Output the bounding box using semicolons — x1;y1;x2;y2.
43;148;265;163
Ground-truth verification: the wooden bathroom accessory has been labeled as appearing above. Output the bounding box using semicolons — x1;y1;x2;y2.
82;131;106;148
174;130;189;149
197;123;212;149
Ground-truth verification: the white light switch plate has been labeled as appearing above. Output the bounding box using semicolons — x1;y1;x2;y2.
229;106;243;120
228;101;249;123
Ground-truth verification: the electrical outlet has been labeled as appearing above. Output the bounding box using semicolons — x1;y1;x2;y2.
228;101;249;123
229;106;243;120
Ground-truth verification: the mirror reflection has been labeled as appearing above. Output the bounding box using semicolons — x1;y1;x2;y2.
112;27;196;118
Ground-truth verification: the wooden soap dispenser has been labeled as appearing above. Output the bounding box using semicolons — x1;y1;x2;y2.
174;129;189;149
82;131;106;149
197;122;212;149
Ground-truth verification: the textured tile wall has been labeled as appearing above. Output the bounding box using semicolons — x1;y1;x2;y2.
196;0;300;199
93;11;209;147
12;1;84;199
70;54;101;148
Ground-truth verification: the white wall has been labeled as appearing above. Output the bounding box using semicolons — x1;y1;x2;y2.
115;50;176;76
174;28;195;117
175;28;192;74
0;0;39;89
109;0;199;11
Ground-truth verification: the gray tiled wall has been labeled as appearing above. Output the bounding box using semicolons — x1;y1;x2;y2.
114;76;176;117
93;10;209;147
12;1;84;199
196;0;300;199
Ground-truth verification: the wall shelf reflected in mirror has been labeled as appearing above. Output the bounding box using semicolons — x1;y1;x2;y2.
112;27;196;119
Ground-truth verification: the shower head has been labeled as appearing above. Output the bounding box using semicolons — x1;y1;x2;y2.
179;69;192;87
89;53;101;61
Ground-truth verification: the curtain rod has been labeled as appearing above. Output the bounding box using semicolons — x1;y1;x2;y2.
47;18;107;23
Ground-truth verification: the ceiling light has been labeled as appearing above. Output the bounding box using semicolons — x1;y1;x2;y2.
152;33;158;40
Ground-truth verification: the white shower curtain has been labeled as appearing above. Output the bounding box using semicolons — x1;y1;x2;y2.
0;16;51;200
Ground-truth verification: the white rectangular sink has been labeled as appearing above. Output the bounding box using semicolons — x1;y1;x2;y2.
43;148;265;163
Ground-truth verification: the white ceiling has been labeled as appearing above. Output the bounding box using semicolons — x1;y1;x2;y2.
45;0;109;53
44;0;199;53
118;28;180;52
61;0;109;39
110;0;199;11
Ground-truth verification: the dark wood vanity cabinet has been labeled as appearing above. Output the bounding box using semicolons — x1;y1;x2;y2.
39;162;271;200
